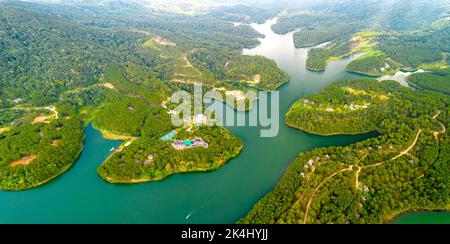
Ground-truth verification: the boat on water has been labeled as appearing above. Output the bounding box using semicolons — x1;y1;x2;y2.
110;147;116;152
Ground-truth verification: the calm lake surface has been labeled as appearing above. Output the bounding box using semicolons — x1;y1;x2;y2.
1;18;385;224
392;211;450;224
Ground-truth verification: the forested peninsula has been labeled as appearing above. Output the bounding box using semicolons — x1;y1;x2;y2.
242;78;450;224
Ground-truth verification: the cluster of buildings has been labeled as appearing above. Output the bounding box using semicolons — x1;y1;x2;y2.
302;97;370;113
302;99;315;106
302;155;330;176
344;103;370;111
160;131;209;150
172;138;209;150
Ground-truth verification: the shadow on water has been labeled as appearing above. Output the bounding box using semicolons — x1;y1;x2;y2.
0;18;378;224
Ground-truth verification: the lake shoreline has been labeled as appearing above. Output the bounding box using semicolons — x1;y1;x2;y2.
100;143;244;184
1;134;85;192
387;209;450;224
285;119;380;137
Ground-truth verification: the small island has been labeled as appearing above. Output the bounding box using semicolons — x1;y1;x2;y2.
97;126;243;183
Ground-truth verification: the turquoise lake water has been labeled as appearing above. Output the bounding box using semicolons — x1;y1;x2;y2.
392;211;450;224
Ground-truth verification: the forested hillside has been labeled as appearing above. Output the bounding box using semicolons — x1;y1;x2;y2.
188;48;289;91
0;1;287;107
407;72;450;95
271;0;449;72
242;79;450;224
0;1;288;190
0;105;84;190
0;0;448;225
0;3;166;106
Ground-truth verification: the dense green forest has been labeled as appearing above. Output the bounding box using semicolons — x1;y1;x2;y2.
241;78;450;224
305;26;448;72
0;105;84;190
188;48;290;91
272;0;449;72
12;1;269;50
0;0;448;225
347;51;399;77
0;1;287;107
272;13;365;48
98;126;243;183
376;28;449;69
285;79;447;135
407;72;450;95
92;67;244;183
0;109;23;127
0;0;290;190
0;3;172;106
272;0;448;45
306;39;352;71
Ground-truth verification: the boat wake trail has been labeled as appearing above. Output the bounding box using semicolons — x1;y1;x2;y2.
185;194;220;220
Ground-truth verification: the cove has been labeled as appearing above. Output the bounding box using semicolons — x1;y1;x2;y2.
0;18;377;224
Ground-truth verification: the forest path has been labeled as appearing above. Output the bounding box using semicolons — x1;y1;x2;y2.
293;127;424;224
183;49;201;73
303;166;354;224
363;129;422;169
8;106;59;120
391;129;422;161
433;112;446;133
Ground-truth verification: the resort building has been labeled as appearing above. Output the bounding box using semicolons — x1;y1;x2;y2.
253;74;261;84
172;138;209;150
364;185;370;193
144;154;154;165
12;98;22;104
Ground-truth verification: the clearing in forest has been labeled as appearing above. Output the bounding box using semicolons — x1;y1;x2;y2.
10;155;37;167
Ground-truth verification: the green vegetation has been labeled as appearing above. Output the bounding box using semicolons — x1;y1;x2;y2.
94;98;171;138
0;1;286;190
376;28;449;69
302;26;448;73
0;3;168;106
0;109;23;128
272;0;449;72
92;67;244;183
347;51;399;77
98;126;243;183
306;40;352;71
0;105;84;191
0;1;286;107
273;13;365;48
286;79;390;135
1;0;449;225
188;48;290;90
407;72;450;95
242;78;450;224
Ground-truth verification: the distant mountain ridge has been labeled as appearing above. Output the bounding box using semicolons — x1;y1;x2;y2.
20;0;277;15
